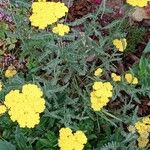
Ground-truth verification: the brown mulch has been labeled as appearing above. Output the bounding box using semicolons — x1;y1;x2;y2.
137;97;150;117
67;0;96;22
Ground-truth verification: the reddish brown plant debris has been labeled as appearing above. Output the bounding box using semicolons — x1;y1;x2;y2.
0;53;27;73
122;53;139;71
137;97;150;117
145;3;150;16
107;99;123;110
67;0;96;22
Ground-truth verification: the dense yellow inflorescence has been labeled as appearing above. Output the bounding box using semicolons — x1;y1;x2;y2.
5;66;17;78
134;117;150;148
90;81;113;111
52;24;70;36
113;38;127;52
125;73;138;85
29;1;68;29
58;127;87;150
94;68;103;77
4;84;45;128
126;0;150;7
111;73;121;82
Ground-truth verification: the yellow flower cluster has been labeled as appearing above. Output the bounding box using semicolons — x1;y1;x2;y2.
111;73;121;82
58;128;87;150
29;1;68;29
5;66;17;78
135;117;150;148
52;24;70;36
4;84;45;128
126;0;150;7
0;105;7;115
90;81;113;111
113;38;127;52
125;73;138;85
94;68;103;77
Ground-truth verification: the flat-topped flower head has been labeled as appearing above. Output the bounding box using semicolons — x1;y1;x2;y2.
90;81;113;111
52;24;70;36
135;117;150;135
30;1;68;29
5;66;17;78
4;84;45;128
134;117;150;148
125;73;138;84
58;128;87;150
94;68;103;77
111;73;121;82
113;38;127;52
126;0;150;7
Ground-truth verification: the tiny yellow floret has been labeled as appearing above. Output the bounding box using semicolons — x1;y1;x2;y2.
128;125;136;133
125;73;138;84
52;24;70;36
111;73;121;82
0;105;7;115
5;66;17;78
113;38;127;52
137;137;149;148
94;68;103;77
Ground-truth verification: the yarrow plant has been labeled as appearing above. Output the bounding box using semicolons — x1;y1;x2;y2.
58;127;87;150
0;0;149;149
4;84;45;128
